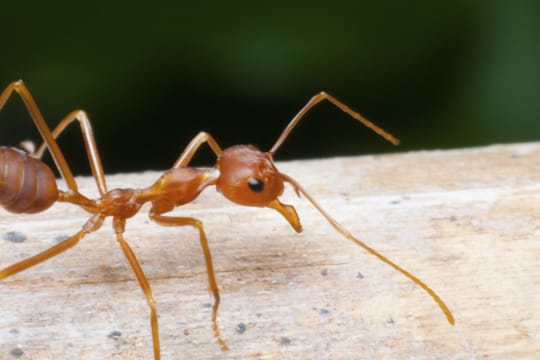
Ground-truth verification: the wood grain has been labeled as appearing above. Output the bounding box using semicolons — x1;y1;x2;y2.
1;142;539;359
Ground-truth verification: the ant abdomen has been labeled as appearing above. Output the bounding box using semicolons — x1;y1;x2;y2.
0;146;58;214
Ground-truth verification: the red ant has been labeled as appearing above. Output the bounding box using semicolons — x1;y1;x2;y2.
0;80;454;359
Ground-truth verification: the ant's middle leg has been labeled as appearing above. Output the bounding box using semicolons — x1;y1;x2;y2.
112;217;161;360
32;110;108;196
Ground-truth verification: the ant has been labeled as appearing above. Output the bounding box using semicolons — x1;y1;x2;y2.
0;80;454;359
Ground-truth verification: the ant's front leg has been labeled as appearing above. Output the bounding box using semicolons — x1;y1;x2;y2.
172;131;223;168
149;212;228;351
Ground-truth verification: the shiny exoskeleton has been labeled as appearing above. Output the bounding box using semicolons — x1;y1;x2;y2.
0;80;454;360
0;146;58;213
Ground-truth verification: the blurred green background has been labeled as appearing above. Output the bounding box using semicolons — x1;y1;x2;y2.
0;1;539;175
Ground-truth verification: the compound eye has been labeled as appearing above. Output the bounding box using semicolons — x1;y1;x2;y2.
248;177;265;193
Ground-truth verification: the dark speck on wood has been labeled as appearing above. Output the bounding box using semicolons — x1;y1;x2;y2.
236;322;246;334
108;331;122;340
10;347;23;358
321;268;328;276
3;231;26;243
280;336;292;346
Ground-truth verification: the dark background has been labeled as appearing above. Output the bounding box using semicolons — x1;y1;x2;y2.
0;1;539;175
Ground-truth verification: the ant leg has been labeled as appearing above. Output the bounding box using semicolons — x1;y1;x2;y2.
113;217;167;360
0;228;90;280
0;80;78;191
172;131;223;168
32;110;108;195
149;213;228;351
114;229;161;360
269;91;400;155
0;214;103;280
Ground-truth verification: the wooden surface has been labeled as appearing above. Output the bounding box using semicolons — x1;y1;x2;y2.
1;142;539;359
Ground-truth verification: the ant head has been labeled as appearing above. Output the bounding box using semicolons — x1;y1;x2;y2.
215;145;301;232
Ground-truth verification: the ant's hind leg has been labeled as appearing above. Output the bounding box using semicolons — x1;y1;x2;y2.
0;229;89;280
0;80;78;191
0;214;103;280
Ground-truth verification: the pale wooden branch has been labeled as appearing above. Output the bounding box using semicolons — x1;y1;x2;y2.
1;142;540;359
